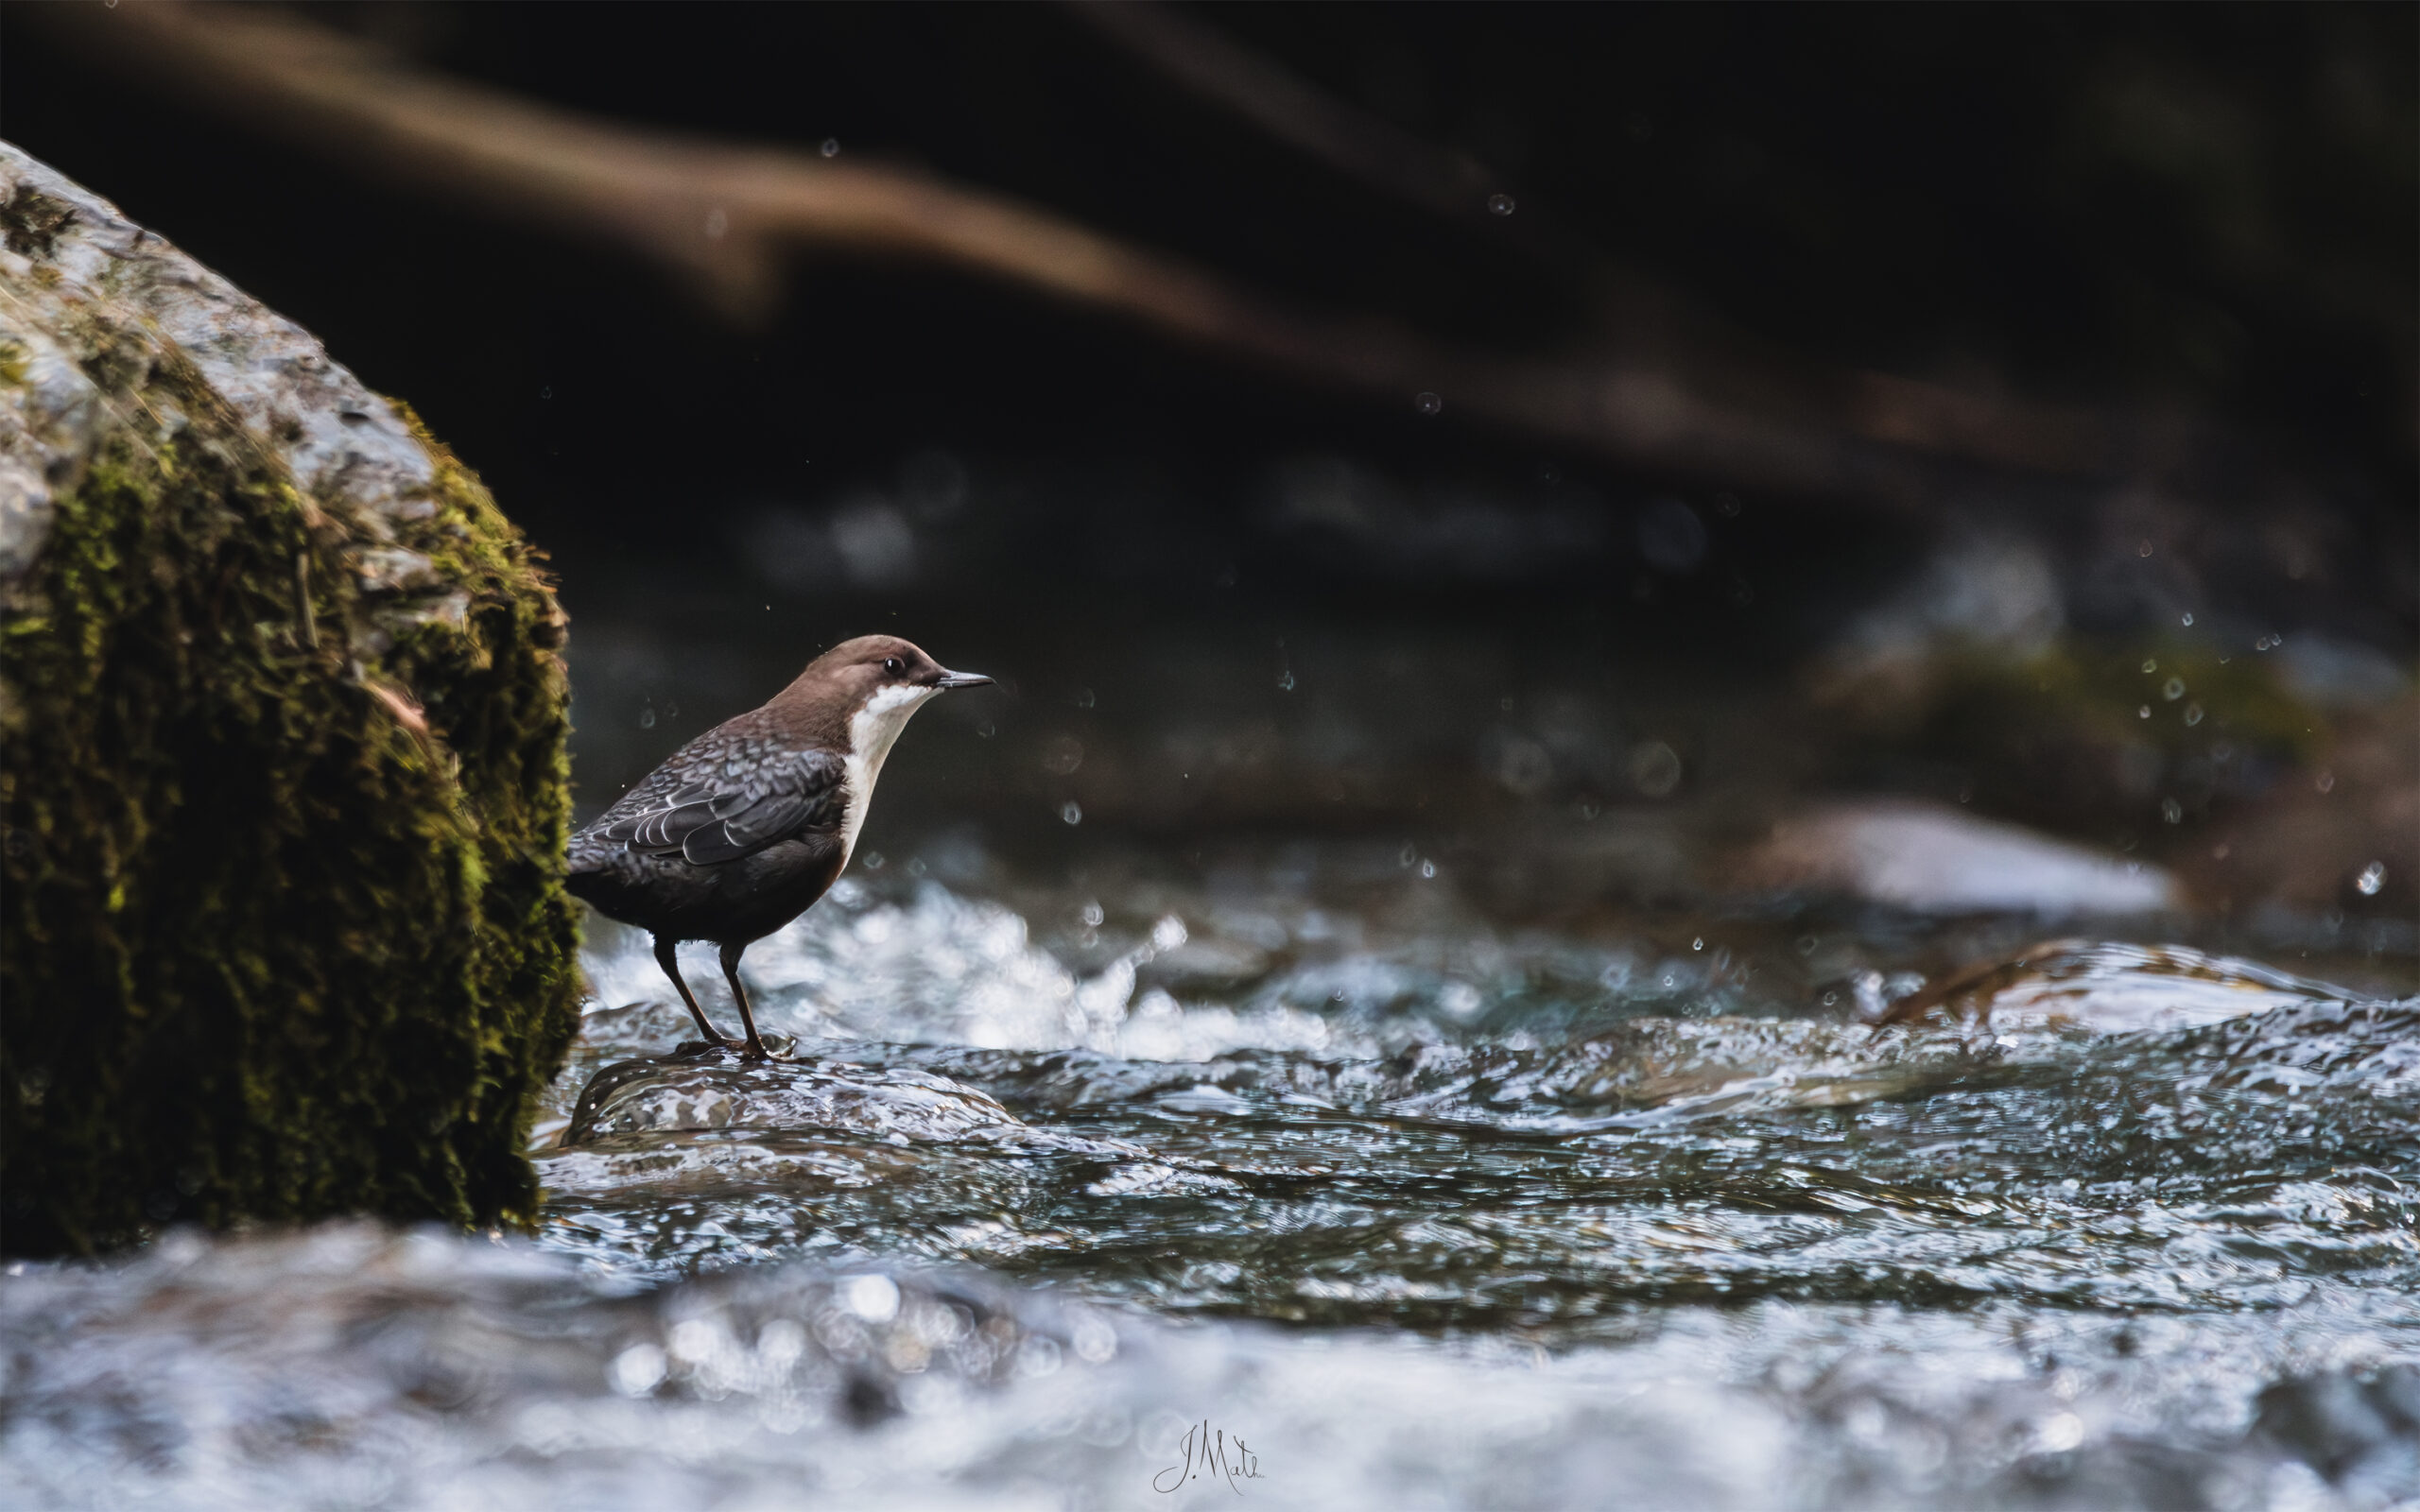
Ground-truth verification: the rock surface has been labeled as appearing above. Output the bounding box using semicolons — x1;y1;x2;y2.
1739;799;2180;916
0;143;579;1253
567;1051;1030;1146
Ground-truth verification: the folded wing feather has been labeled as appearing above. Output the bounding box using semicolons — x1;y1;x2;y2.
597;748;846;867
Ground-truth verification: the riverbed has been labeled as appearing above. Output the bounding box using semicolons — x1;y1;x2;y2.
7;826;2415;1509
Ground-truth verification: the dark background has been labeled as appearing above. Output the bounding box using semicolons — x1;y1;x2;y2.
6;1;2413;922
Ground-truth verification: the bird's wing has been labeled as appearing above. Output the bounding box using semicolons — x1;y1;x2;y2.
592;742;847;868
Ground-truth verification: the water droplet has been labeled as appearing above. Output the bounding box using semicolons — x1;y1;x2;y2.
2138;705;2152;719
1040;736;1084;776
2163;678;2185;701
540;386;554;400
820;138;841;158
1080;901;1104;928
611;1343;667;1397
1797;936;1819;955
1714;492;1741;518
638;705;656;729
2314;769;2335;795
1400;843;1418;868
905;857;925;877
1419;859;1437;879
2038;1412;2087;1454
703;206;729;241
1628;741;1682;798
976;720;996;738
1499;696;1515;713
1415;391;1443;415
861;851;885;870
1636;497;1709;575
2183;702;2204;726
1487;193;1515;215
2137;540;2154;558
1074;687;1096;709
840;1273;898;1322
2142;659;2158;674
1691;937;1704;951
1276;671;1295;692
2256;636;2272;651
2161;797;2182;824
2181;612;2194;627
2356;861;2387;896
1060;801;1083;825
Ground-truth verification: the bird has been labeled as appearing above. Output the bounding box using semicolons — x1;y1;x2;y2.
567;634;993;1060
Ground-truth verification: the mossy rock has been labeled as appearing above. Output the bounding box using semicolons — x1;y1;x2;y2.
0;145;579;1253
1836;638;2325;838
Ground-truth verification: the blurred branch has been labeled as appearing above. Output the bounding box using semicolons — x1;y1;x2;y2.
35;1;2124;503
1057;2;2139;493
1064;0;1496;219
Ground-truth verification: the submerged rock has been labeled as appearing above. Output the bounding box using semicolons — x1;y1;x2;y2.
0;146;579;1252
566;1051;1028;1145
1869;938;2351;1032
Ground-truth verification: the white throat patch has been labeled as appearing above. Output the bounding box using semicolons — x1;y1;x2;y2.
839;681;938;865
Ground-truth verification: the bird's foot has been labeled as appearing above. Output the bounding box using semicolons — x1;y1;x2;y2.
735;1029;804;1062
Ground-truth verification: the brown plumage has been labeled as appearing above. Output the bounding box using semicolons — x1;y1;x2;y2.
568;635;992;1059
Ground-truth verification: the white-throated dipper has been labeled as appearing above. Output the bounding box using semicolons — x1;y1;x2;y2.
567;635;993;1059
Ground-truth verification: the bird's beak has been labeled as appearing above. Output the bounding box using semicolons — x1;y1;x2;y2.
933;669;994;690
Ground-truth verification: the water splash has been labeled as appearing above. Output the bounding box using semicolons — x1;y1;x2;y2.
17;848;2414;1508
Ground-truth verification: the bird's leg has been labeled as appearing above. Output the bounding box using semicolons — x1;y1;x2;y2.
655;935;736;1050
719;940;775;1062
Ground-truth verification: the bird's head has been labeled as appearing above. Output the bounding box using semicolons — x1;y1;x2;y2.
818;635;993;697
779;635;994;755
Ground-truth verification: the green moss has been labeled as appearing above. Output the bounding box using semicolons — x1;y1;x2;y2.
0;334;579;1254
0;183;78;259
1857;638;2325;840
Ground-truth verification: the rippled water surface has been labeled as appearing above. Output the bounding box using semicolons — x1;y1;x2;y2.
9;841;2417;1508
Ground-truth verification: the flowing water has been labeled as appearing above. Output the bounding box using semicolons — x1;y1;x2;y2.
7;833;2416;1509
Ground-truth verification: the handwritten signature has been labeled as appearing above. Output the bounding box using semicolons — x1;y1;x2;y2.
1153;1418;1265;1494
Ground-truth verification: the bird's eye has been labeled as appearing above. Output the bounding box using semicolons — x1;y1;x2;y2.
883;658;904;677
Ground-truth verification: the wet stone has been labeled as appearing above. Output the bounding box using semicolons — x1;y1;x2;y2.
567;1050;1029;1145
